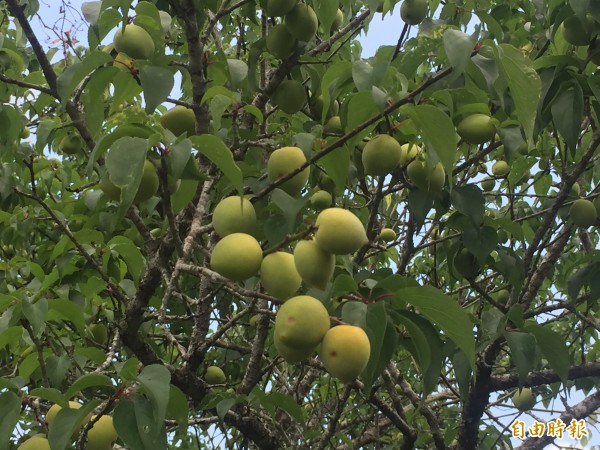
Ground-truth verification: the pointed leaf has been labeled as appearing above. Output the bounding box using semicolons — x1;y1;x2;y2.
139;66;174;114
190;135;243;194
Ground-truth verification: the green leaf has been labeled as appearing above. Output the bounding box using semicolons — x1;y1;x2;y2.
47;299;85;335
319;144;350;194
81;1;102;25
166;139;192;180
114;399;145;450
46;355;71;387
524;323;570;383
450;185;484;225
504;331;537;385
341;301;367;328
395;286;475;369
393;310;432;374
30;387;67;406
363;302;396;392
330;274;358;297
216;398;237;421
139;66;174;114
166;384;189;427
403;104;457;178
21;298;47;338
190;135;243;194
494;44;541;145
137;364;171;426
0;391;21;450
210;94;234;131
314;0;338;36
105;136;148;223
108;236;145;283
56;51;112;104
264;392;304;424
462;225;498;267
550;80;583;153
443;29;474;77
352;60;388;92
344;91;378;149
65;373;114;399
242;104;263;123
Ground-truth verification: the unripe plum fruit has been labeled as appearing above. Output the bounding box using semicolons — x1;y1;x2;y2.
293;239;335;290
274;295;330;349
113;24;155;60
314;208;368;255
319;325;371;382
210;233;263;281
260;252;302;300
267;146;310;196
212;196;257;237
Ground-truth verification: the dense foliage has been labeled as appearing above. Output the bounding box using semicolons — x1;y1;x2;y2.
1;0;600;449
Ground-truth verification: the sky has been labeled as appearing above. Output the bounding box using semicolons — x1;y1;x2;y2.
24;1;599;448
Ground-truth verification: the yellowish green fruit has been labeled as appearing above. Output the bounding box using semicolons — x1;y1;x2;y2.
512;388;536;412
362;134;403;176
492;289;510;303
271;79;306;114
274;332;316;363
406;160;445;192
113;24;155;60
324;116;343;134
160;105;196;137
481;178;495;192
17;436;50;450
309;95;339;122
87;415;118;450
249;314;260;327
562;15;593;46
204;365;226;384
265;0;297;17
261;252;302;300
274;295;330;349
309;190;333;210
293;239;335;290
267;146;310;196
399;143;420;166
59;133;82;155
457;114;496;144
491;160;510;177
210;233;263;281
454;248;479;279
46;401;83;428
400;0;427;25
285;4;318;42
331;9;343;32
379;228;396;242
113;52;135;72
319;325;371;382
266;24;297;59
212;196;257;237
20;126;30;139
570;199;597;228
134;160;160;203
150;228;162;237
87;324;108;346
569;182;581;199
315;208;368;255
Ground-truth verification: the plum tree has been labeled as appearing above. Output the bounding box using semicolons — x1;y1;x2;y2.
113;24;155;60
319;325;371;382
210;233;263;281
6;1;600;449
314;208;368;254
